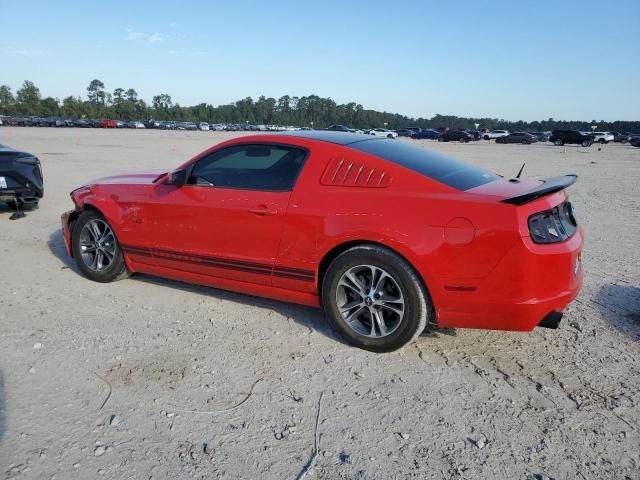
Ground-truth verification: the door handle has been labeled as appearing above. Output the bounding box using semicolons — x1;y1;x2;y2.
249;207;277;216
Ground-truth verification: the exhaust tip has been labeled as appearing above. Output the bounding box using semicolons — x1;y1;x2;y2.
538;311;563;329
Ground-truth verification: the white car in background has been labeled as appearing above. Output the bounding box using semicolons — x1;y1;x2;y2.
198;122;210;131
483;130;509;140
369;128;398;138
591;131;614;144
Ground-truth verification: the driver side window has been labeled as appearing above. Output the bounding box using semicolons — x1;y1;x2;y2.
188;144;307;191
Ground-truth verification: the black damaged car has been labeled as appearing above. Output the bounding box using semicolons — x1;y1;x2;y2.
0;144;44;218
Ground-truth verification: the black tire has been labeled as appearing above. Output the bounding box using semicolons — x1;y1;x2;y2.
321;244;431;352
72;210;129;283
582;139;592;147
521;139;528;144
387;134;393;139
437;137;443;142
554;139;563;146
483;135;490;140
598;139;606;144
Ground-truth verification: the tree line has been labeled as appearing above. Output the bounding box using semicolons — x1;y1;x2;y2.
1;79;638;132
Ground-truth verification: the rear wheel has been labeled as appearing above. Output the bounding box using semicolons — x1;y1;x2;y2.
521;139;528;144
598;139;606;144
72;210;129;283
582;139;592;147
322;244;431;352
554;139;564;146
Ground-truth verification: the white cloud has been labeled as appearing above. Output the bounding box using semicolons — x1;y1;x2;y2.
2;48;44;56
126;29;168;43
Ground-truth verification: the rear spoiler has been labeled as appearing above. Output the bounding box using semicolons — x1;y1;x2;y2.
501;175;577;206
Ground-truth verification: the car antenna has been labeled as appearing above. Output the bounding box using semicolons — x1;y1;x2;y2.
515;163;526;179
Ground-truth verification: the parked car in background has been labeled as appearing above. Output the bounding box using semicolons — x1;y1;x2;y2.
396;129;415;137
369;128;397;139
99;120;117;128
326;124;361;133
60;130;583;352
198;122;210;131
73;119;91;128
411;129;440;140
590;132;614;144
0;144;44;214
532;132;550;142
611;132;630;143
483;130;509;140
630;136;640;147
463;130;482;140
496;132;538;144
438;130;473;142
549;130;594;147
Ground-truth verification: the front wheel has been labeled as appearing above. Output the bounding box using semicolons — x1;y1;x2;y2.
582;140;592;147
322;244;431;352
554;139;563;146
72;210;129;283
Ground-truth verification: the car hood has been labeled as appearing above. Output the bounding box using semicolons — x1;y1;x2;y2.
93;169;168;185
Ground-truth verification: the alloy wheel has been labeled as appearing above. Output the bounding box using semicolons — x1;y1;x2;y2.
79;219;117;271
335;265;405;337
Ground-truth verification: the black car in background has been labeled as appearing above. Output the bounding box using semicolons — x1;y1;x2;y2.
325;124;354;132
464;129;482;140
611;132;630;143
437;130;473;142
0;144;44;215
411;129;440;139
630;135;640;147
549;130;595;147
532;132;550;142
496;132;538;144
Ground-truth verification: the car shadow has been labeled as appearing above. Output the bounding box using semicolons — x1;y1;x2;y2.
47;229;343;344
0;201;40;220
592;283;640;339
48;229;80;273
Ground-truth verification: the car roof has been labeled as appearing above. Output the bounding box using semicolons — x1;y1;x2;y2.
274;130;380;145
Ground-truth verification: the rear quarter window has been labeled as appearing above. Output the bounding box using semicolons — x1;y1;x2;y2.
348;139;499;190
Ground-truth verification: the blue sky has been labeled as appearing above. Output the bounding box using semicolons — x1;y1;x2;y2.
2;0;638;121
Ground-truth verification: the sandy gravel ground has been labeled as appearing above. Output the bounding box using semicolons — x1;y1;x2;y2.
0;127;638;480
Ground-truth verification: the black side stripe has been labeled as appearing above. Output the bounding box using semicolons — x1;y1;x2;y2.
121;244;315;282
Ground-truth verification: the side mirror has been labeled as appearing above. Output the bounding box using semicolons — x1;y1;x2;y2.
165;168;188;186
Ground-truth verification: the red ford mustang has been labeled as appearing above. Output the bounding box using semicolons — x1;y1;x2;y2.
61;131;583;352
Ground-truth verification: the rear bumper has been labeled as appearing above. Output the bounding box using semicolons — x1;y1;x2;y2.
434;227;584;331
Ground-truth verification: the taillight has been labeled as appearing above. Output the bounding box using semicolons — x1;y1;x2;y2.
528;201;577;244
